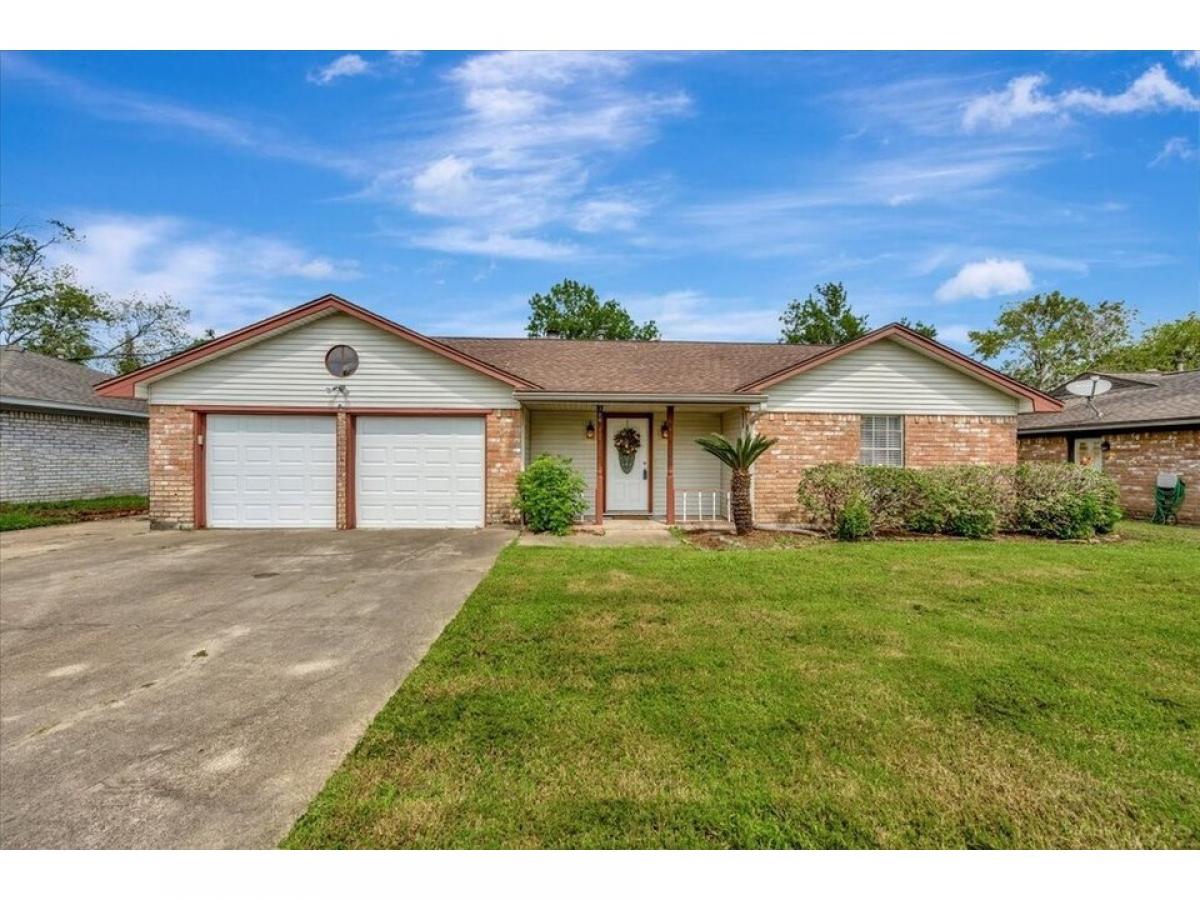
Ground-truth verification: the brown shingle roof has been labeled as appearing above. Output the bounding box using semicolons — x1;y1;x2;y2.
0;347;148;416
1018;369;1200;433
437;337;830;394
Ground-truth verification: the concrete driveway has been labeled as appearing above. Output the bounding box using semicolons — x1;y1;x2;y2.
0;518;511;848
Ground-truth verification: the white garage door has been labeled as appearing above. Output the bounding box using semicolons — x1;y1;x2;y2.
207;415;336;528
356;417;485;528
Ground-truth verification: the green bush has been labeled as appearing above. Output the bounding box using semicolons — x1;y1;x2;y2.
797;462;1120;541
515;454;588;535
835;496;873;541
1012;463;1123;539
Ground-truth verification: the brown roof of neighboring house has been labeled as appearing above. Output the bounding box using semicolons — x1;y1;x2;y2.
437;337;830;394
0;347;148;417
1018;369;1200;433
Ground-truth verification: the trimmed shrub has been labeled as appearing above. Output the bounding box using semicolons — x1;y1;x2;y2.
1012;463;1123;539
515;454;588;535
836;496;873;541
797;462;1120;541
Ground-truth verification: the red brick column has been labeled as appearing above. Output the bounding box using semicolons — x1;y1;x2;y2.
336;411;351;530
904;415;1017;467
486;409;522;525
1018;434;1069;463
148;404;195;529
752;412;860;525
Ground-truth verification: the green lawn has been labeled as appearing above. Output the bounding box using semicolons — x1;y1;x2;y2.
0;494;148;531
285;522;1200;849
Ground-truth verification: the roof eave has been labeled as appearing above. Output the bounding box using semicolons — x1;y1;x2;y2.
514;391;765;404
0;395;149;419
94;294;539;398
736;323;1063;411
1018;416;1200;435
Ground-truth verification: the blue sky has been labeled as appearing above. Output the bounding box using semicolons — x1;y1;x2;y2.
2;50;1197;348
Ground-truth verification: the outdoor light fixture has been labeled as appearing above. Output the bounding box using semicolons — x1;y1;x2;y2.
585;420;595;440
661;420;670;439
1101;440;1111;452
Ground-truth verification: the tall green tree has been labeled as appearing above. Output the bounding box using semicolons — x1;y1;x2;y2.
526;279;659;340
1;220;194;372
779;282;869;345
897;317;938;340
1;220;106;359
968;292;1135;389
1094;313;1200;373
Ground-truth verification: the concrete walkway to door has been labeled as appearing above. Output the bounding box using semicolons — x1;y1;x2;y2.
0;519;511;848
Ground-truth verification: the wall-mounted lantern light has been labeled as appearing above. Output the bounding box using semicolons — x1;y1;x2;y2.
585;420;596;440
1101;440;1111;452
660;420;670;440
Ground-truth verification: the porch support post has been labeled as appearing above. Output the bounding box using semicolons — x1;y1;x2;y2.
594;405;605;525
665;405;676;524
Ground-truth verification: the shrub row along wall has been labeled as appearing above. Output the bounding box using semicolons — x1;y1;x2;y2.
0;408;148;503
752;412;1017;525
1018;427;1199;525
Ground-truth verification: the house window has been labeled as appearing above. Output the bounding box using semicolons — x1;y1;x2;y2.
860;415;903;466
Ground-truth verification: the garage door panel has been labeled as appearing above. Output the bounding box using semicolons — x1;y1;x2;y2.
207;415;336;528
356;416;485;529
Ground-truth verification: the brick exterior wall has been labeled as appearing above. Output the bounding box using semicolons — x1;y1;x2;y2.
146;405;522;529
0;408;148;503
1016;433;1068;463
148;404;195;528
336;411;350;530
486;409;523;525
752;412;860;525
904;415;1017;467
752;411;1018;526
1020;427;1199;524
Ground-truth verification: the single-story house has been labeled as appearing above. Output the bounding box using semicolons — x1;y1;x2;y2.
0;346;149;503
94;294;1060;530
1018;369;1199;524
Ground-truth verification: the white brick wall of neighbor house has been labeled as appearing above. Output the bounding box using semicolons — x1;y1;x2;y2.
0;408;148;502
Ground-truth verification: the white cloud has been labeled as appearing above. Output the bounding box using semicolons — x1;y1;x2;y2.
308;51;424;86
934;258;1032;302
368;51;689;259
45;213;359;333
1151;136;1199;167
572;198;644;233
409;228;577;261
624;290;781;341
308;54;370;85
1175;51;1200;70
963;64;1200;130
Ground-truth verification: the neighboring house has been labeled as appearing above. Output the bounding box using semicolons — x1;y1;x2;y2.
1018;369;1199;524
94;294;1059;531
0;347;149;503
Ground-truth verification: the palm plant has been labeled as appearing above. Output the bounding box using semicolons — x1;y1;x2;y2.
694;429;778;535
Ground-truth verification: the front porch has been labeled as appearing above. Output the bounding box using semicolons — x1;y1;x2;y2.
521;399;751;527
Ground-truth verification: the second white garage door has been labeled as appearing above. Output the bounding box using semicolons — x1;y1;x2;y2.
356;416;485;528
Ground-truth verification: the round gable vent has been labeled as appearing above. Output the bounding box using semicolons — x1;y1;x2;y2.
325;345;359;377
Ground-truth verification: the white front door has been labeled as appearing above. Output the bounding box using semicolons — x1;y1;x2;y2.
356;416;485;528
206;415;336;528
605;416;650;513
1074;437;1104;471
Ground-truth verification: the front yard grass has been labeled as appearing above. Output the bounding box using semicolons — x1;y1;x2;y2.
0;494;148;531
285;522;1200;849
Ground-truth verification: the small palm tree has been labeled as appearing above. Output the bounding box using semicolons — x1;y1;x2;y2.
695;429;778;535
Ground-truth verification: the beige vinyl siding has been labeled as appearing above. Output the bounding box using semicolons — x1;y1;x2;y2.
528;409;597;518
718;409;742;492
146;314;519;409
528;408;725;519
764;338;1021;416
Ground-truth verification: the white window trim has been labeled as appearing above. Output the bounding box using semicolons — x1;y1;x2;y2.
860;414;904;467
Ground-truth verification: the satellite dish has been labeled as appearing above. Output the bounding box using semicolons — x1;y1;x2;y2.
1065;375;1112;398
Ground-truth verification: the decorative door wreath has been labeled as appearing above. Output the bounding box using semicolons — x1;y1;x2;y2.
613;426;642;474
